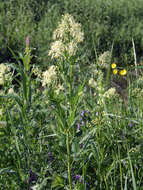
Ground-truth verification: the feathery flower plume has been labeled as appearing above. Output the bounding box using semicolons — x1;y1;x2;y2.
103;88;116;99
98;51;111;68
42;65;57;87
0;63;10;85
49;13;84;60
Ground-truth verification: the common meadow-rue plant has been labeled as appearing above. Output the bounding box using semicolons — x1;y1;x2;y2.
88;68;105;106
87;54;124;121
45;13;86;190
49;13;84;60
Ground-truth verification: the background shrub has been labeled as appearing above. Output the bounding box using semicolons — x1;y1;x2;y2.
1;0;143;65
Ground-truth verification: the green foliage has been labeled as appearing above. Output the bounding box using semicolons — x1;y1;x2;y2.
1;2;143;190
1;0;143;65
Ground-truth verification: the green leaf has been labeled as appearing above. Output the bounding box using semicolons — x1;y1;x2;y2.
0;168;16;174
72;138;80;154
15;136;21;156
21;68;27;101
52;174;65;189
128;152;137;190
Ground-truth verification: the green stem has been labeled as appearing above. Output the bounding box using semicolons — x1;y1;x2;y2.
69;64;73;96
66;131;72;190
105;63;111;89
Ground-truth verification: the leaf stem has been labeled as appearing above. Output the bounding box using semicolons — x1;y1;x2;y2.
66;131;72;190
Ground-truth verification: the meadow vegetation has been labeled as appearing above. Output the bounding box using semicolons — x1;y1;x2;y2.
0;0;143;189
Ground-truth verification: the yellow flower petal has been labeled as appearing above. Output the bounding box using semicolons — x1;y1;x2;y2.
111;63;117;69
113;69;118;75
120;69;127;76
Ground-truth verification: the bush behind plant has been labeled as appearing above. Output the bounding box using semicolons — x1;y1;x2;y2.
1;0;143;65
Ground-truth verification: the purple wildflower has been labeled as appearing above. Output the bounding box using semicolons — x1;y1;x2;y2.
28;170;37;184
26;36;30;46
48;152;53;164
75;175;81;180
77;124;80;130
120;132;125;140
75;174;89;189
80;176;83;184
81;110;88;117
86;182;90;190
128;122;133;128
80;143;83;148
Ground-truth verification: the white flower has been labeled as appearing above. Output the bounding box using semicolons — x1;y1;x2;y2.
32;66;42;78
55;84;64;95
70;22;84;43
0;63;11;85
0;77;4;85
103;88;116;99
0;63;8;74
48;40;65;59
66;41;77;56
0;109;2;116
88;78;97;88
49;13;84;60
42;65;57;87
98;51;111;68
8;88;14;94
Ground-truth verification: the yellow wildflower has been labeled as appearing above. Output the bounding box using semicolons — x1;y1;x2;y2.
113;69;118;75
111;63;116;69
120;69;127;76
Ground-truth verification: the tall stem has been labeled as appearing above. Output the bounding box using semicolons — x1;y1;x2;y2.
69;64;73;96
66;131;72;190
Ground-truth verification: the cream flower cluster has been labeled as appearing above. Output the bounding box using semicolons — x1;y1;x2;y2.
0;63;10;85
88;78;97;88
98;51;111;68
52;13;84;43
55;84;64;95
88;68;118;105
49;13;84;59
42;65;57;87
32;66;42;79
103;88;116;99
49;40;66;59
